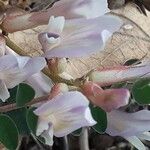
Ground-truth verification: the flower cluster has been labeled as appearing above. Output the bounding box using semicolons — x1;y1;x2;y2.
0;0;149;150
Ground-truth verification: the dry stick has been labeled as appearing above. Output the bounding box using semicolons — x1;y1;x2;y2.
0;95;49;113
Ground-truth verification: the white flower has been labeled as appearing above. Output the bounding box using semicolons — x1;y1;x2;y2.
1;0;110;33
34;91;96;146
39;15;122;58
106;110;150;150
0;55;46;102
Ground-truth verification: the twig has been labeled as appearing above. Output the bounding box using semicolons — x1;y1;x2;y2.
0;95;49;113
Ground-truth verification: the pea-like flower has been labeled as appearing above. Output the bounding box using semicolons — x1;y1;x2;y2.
34;91;96;146
0;54;46;102
106;110;150;150
1;0;109;33
38;15;122;58
89;65;150;87
81;81;130;112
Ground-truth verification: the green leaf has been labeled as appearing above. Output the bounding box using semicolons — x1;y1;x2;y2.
132;78;150;104
6;108;30;135
26;107;38;135
0;114;19;150
16;83;35;107
71;128;82;136
90;105;107;134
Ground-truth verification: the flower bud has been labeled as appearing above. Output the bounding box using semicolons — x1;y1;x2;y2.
89;65;150;87
48;58;68;74
81;81;130;112
49;83;69;99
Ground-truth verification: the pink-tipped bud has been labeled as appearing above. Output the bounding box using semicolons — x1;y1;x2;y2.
49;83;69;99
81;81;130;112
89;65;150;87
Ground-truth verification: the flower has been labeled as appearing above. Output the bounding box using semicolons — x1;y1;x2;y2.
81;81;130;112
5;45;52;98
0;54;46;102
38;15;122;58
26;73;53;97
106;110;150;150
89;65;150;87
2;0;109;33
34;91;96;146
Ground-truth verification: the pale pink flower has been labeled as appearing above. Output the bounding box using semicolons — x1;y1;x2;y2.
81;81;130;112
2;0;109;33
0;54;46;101
6;45;52;98
26;73;53;97
106;110;150;150
34;91;96;146
89;65;150;87
39;15;122;58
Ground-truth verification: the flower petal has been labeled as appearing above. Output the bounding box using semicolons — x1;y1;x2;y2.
2;0;109;33
89;64;150;86
4;57;46;88
40;123;54;146
34;91;96;137
0;80;10;102
26;72;53;97
95;88;130;112
81;82;129;112
138;132;150;141
0;55;18;71
47;16;65;34
15;56;30;69
72;0;109;19
36;118;54;146
34;91;89;116
42;15;122;58
53;107;96;137
126;136;146;150
23;57;46;76
106;110;150;137
36;118;49;136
